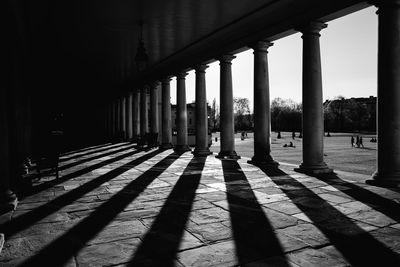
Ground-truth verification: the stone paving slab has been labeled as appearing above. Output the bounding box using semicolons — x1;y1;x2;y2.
0;144;400;266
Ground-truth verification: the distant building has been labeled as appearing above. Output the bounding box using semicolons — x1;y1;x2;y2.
171;102;212;146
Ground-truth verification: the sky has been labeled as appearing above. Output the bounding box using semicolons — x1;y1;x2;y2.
170;6;378;111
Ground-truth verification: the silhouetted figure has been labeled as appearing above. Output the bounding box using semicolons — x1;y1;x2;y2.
356;135;360;148
277;132;281;139
359;136;364;148
289;141;295;148
292;132;295;139
351;136;355;147
283;143;287;147
370;137;377;143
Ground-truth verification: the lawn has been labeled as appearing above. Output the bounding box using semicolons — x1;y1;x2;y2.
211;131;377;178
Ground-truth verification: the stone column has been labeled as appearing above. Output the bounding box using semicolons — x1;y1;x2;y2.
111;101;116;138
150;82;159;148
126;93;133;141
295;21;332;175
368;0;400;187
161;77;173;148
193;64;212;156
175;72;191;152
116;98;121;140
133;90;140;142
216;54;240;159
248;41;278;167
0;89;17;206
121;96;126;140
140;87;148;146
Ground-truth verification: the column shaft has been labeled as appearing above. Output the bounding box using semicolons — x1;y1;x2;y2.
126;93;133;140
161;78;173;148
149;82;159;148
296;21;332;174
111;101;116;138
116;99;121;140
133;91;140;142
216;54;240;159
175;72;191;152
140;88;148;145
121;97;126;140
194;64;212;156
0;89;17;205
369;1;400;187
250;41;277;166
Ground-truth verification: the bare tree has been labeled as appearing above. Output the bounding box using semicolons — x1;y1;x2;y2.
233;97;251;130
210;98;219;131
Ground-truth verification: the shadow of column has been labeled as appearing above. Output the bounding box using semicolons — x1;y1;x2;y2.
312;173;400;223
17;151;183;267
19;147;143;199
260;167;400;266
2;149;166;239
128;156;207;266
221;160;291;266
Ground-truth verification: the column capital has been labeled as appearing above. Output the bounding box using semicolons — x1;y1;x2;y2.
194;64;209;73
176;72;188;79
150;81;159;89
161;77;172;84
141;85;149;94
218;54;236;64
297;21;327;37
249;40;273;52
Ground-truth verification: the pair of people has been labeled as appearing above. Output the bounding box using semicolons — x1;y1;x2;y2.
283;141;295;148
351;135;364;148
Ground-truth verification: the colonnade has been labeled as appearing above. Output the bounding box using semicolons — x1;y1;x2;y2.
0;1;398;212
104;2;400;188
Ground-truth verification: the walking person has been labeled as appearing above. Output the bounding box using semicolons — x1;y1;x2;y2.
359;136;364;148
356;135;360;148
351;136;355;147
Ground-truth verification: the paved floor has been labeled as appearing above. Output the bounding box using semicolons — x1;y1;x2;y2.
0;142;400;266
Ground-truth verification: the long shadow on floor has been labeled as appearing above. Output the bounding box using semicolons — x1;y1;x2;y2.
18;151;183;267
2;149;164;239
36;143;137;178
128;156;207;266
313;173;400;223
222;160;291;266
59;142;128;162
60;143;113;157
260;167;400;266
20;147;143;199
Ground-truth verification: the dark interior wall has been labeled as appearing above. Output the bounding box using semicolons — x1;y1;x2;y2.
2;0;126;191
19;0;122;153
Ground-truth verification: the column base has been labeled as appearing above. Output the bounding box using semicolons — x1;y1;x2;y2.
160;143;173;149
215;150;241;160
0;189;18;212
174;145;192;153
295;163;333;175
193;148;212;157
366;171;400;188
248;156;279;168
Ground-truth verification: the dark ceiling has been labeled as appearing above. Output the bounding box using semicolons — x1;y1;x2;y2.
13;0;369;102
